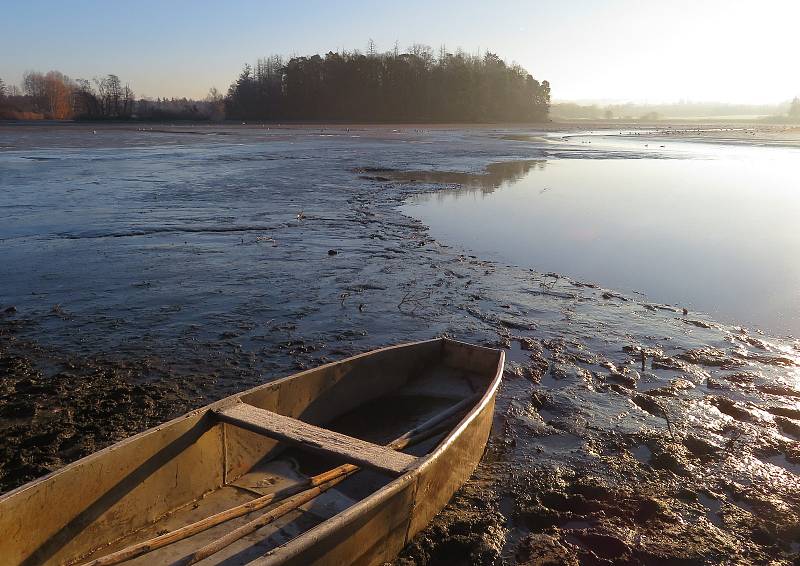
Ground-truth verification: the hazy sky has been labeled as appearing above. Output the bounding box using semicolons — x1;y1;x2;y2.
1;0;798;104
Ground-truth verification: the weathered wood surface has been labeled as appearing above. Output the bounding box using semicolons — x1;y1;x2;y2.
75;465;351;566
81;399;474;566
0;338;503;566
216;403;417;476
255;340;505;566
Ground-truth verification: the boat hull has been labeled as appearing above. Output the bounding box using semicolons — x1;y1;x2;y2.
256;388;498;565
256;340;502;565
0;338;503;566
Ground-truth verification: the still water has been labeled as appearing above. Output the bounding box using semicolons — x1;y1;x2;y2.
402;135;800;336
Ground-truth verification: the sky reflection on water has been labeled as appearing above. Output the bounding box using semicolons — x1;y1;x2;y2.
402;140;800;336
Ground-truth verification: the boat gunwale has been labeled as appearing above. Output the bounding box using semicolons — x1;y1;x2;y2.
252;337;505;565
0;337;453;502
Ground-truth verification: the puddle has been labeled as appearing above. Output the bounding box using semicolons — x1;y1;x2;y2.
631;444;652;464
537;408;559;423
506;340;531;363
698;493;724;527
761;453;800;476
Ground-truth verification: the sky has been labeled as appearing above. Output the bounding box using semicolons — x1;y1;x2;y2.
1;0;798;104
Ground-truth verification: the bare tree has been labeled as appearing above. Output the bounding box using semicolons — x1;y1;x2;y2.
409;44;434;70
22;70;75;118
44;71;74;119
121;83;134;117
73;79;100;118
22;71;47;111
94;74;134;118
205;87;225;121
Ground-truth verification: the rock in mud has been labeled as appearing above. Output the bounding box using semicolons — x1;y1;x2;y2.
513;532;579;566
678;347;745;368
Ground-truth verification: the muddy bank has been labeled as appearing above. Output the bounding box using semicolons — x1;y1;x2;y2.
0;319;209;491
2;125;800;564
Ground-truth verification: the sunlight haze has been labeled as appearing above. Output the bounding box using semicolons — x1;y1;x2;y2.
1;0;798;103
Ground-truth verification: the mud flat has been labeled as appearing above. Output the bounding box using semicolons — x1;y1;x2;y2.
1;124;800;564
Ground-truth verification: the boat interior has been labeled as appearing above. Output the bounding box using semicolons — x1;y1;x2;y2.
7;340;501;566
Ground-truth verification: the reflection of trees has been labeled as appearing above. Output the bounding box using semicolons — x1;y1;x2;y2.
381;160;547;197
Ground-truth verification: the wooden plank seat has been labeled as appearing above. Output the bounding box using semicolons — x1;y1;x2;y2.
215;403;418;476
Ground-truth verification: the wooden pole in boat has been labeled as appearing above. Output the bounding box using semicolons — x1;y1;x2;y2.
174;472;354;565
76;465;355;566
78;393;480;566
177;394;481;565
173;401;477;566
387;392;481;449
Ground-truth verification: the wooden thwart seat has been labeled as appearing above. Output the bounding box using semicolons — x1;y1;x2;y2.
215;403;418;476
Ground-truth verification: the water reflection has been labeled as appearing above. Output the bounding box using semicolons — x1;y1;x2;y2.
373;160;546;196
401;152;800;336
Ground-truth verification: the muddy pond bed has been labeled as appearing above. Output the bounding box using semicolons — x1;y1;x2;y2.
2;123;800;564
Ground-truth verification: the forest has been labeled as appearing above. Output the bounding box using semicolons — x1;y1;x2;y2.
226;46;550;122
0;45;550;123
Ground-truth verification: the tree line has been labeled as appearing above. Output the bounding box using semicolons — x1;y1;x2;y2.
0;71;137;120
0;44;551;123
0;71;224;121
226;46;550;122
551;99;800;122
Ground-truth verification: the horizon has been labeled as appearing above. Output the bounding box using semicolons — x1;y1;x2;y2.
1;0;799;105
552;98;795;107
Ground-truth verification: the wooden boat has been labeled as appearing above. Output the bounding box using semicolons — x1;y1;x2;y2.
0;338;504;566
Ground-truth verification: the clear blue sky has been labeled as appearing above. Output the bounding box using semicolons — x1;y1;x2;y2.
1;0;798;103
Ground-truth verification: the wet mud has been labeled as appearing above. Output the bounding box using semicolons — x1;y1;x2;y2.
0;325;203;490
1;124;799;564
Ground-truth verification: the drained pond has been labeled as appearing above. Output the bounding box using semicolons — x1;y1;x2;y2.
1;124;800;564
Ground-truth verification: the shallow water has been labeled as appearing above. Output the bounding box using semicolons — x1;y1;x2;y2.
402;135;800;335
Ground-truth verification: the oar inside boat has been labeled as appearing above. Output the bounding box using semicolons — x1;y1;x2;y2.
0;338;504;566
79;394;480;566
